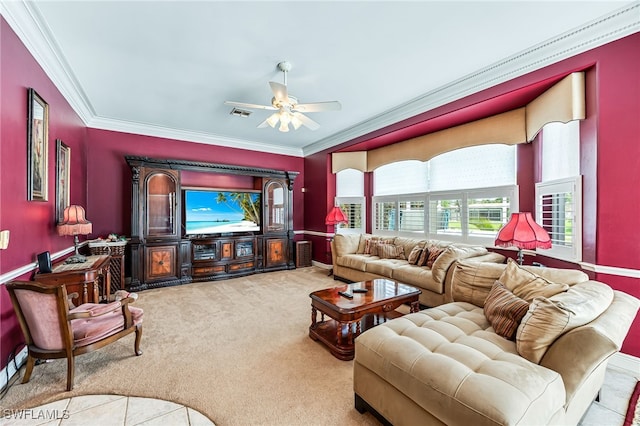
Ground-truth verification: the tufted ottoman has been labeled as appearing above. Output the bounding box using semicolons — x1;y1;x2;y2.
354;303;567;425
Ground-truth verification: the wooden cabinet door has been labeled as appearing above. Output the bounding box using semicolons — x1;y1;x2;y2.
263;180;287;234
145;245;177;282
265;238;287;268
143;169;180;239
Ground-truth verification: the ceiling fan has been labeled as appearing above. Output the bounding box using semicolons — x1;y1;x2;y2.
224;61;341;132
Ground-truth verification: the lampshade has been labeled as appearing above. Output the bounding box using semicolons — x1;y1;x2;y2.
495;212;551;250
266;110;300;133
325;206;348;226
495;212;551;265
57;205;93;236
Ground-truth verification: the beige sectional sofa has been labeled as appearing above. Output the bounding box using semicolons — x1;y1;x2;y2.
331;234;506;307
353;259;640;426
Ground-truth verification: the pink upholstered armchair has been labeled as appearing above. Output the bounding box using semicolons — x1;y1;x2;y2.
6;280;143;391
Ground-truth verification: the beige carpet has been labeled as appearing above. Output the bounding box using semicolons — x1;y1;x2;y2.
1;267;379;425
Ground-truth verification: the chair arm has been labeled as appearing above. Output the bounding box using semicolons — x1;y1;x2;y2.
119;296;137;306
68;301;122;320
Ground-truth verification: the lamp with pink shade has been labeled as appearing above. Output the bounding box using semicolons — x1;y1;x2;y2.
494;212;551;265
57;205;93;264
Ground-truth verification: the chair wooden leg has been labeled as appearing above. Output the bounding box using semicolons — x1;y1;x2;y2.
22;354;35;384
134;325;143;356
66;355;75;391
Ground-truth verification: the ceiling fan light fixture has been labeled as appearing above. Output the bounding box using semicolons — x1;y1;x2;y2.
291;115;302;130
278;111;292;132
225;60;340;132
266;113;280;128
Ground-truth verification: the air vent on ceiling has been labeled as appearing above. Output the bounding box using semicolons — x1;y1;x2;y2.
229;107;252;118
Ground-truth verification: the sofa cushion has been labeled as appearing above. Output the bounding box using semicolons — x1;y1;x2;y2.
451;260;510;306
516;281;614;364
431;245;488;284
483;281;530;340
500;258;570;302
356;234;369;254
333;234;362;257
355;303;566;425
361;236;396;255
378;243;406;260
406;245;423;264
391;265;442;294
366;259;408;277
394;237;427;259
336;254;380;272
416;247;430;266
426;246;445;268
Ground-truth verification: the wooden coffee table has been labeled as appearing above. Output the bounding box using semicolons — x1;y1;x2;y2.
309;279;421;360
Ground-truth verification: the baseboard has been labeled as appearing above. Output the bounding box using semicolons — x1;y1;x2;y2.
0;346;27;391
311;260;331;270
609;352;640;378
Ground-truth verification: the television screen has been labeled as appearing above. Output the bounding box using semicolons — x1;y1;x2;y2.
184;189;261;235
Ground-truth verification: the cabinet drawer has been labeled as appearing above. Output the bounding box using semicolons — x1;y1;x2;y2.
193;265;225;275
228;261;254;272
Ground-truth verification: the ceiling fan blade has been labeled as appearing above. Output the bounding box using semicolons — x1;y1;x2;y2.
293;101;342;113
269;81;289;104
293;112;320;131
224;100;276;111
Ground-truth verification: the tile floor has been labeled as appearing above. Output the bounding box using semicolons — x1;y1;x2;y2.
0;365;636;425
579;366;638;425
0;395;214;426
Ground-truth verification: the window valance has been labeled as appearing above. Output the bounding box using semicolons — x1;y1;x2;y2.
331;72;585;173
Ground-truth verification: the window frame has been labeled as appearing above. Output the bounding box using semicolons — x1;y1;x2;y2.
535;176;582;262
371;185;518;245
335;196;366;235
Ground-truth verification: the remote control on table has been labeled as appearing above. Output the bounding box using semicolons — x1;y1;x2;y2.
338;291;354;299
352;288;369;293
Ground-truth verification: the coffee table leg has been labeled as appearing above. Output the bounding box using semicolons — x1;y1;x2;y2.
311;306;317;328
410;300;420;313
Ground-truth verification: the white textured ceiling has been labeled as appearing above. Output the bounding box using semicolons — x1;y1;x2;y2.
3;1;638;156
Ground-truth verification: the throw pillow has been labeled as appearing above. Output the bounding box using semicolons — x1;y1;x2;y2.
483;281;530;340
499;258;569;302
516;281;614;364
407;245;424;265
364;238;380;256
416;247;430;266
426;246;445;268
378;243;406;260
356;235;369;254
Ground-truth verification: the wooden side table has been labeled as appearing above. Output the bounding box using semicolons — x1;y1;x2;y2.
295;240;312;268
34;255;111;306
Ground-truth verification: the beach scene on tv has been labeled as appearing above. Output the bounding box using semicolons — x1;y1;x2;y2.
185;190;261;234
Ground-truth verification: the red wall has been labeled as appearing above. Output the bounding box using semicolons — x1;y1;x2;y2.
0;18;88;366
305;32;640;356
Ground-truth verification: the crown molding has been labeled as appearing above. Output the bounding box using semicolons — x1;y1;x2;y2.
303;1;640;156
89;117;304;157
1;1;95;123
3;1;639;158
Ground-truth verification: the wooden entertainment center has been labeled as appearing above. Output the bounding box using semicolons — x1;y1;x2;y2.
125;156;298;291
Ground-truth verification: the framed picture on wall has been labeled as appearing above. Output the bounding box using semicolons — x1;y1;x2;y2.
56;139;70;223
27;88;49;201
